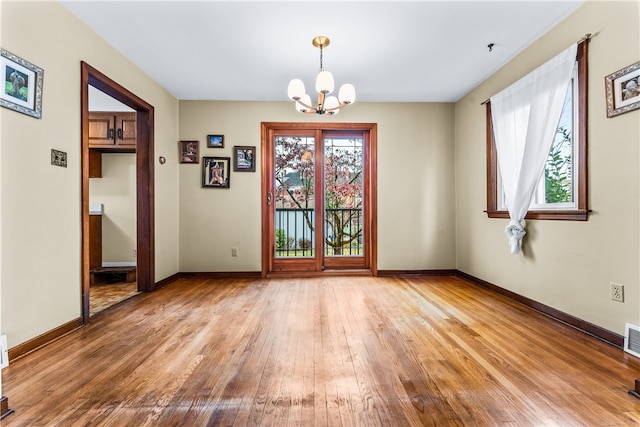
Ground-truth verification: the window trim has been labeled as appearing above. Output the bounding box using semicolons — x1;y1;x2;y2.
486;39;589;221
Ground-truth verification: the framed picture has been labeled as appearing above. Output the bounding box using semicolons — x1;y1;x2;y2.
179;140;199;164
605;61;640;118
1;48;44;119
207;134;224;148
202;156;230;188
233;145;256;172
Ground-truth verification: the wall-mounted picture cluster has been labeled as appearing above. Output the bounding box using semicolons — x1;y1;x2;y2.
179;134;256;189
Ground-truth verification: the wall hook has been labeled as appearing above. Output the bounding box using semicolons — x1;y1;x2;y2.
488;43;495;52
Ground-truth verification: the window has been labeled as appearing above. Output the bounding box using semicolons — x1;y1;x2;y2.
486;40;588;221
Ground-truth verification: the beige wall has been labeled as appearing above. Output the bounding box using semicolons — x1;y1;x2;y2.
89;153;136;264
455;0;640;335
178;101;456;272
1;1;180;347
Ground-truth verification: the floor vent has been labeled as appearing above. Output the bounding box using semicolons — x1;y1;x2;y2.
624;323;640;358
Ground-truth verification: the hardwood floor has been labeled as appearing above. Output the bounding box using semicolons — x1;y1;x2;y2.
90;281;140;315
3;276;640;426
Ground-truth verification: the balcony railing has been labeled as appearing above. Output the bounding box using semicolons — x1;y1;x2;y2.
275;208;362;257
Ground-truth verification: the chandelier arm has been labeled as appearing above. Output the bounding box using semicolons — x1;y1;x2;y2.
295;99;314;111
324;101;350;112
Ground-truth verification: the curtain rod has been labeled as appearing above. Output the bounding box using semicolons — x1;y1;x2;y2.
479;33;592;105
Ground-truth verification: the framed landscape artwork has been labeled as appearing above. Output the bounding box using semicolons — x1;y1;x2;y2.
233;145;256;172
207;134;224;148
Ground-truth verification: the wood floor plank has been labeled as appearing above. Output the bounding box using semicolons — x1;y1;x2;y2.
3;275;640;426
311;280;330;426
338;279;409;426
317;279;347;427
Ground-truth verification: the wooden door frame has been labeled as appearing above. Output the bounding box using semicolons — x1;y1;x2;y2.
80;62;155;323
260;122;377;278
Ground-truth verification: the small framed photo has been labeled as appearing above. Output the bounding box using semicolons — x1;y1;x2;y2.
605;61;640;118
179;140;199;164
207;134;224;148
233;145;256;172
1;48;44;119
202;156;230;188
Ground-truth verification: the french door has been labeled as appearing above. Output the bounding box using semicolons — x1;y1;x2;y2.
261;122;377;276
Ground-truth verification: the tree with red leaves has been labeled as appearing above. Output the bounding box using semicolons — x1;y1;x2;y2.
275;136;363;255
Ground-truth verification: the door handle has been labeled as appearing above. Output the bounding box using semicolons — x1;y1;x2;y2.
108;128;115;140
267;192;272;206
117;128;123;140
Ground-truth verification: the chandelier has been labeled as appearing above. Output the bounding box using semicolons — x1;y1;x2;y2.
287;36;356;115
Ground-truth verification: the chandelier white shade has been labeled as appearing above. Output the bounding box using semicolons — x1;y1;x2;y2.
287;36;356;115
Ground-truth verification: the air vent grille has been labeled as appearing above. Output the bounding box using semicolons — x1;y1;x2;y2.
624;323;640;358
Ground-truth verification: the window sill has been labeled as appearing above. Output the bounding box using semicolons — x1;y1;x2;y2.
486;210;589;221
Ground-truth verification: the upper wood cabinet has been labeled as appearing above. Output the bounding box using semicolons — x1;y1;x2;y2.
88;112;136;150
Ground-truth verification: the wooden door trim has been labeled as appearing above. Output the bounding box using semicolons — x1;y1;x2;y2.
81;62;155;323
260;122;377;278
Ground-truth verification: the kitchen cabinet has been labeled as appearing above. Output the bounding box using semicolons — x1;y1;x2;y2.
88;112;136;150
88;111;136;177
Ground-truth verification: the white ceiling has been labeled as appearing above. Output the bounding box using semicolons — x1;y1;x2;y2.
62;0;584;103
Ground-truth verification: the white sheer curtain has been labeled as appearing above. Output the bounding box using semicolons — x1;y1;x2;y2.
490;43;577;254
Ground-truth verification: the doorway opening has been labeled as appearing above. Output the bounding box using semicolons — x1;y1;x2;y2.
81;62;155;322
88;150;138;315
261;122;377;277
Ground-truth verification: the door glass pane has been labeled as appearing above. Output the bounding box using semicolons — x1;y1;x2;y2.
324;136;364;256
274;136;315;258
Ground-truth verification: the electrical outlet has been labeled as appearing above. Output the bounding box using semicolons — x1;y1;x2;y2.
231;247;238;257
133;248;137;259
611;283;624;302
